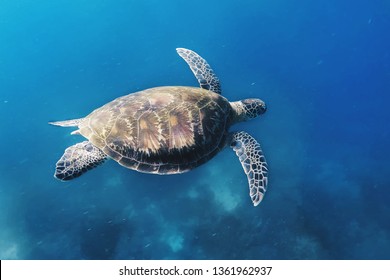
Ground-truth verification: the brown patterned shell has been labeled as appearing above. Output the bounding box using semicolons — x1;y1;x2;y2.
77;86;232;174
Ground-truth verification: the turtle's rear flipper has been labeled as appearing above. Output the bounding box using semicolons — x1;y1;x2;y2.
49;118;83;127
54;141;107;181
229;131;268;206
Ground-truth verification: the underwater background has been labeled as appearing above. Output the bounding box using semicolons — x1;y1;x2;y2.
1;0;389;259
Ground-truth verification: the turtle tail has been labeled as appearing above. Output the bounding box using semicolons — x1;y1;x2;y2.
49;118;83;127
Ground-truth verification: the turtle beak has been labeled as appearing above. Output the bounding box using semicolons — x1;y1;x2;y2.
258;100;266;114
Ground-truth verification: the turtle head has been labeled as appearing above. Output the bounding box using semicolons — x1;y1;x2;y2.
230;98;267;123
241;98;267;118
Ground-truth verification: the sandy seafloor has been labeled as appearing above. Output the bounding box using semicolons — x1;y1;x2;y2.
0;0;389;259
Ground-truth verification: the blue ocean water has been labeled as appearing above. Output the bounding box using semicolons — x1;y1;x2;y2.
1;0;389;260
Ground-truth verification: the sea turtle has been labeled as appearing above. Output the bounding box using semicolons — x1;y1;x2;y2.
50;48;269;206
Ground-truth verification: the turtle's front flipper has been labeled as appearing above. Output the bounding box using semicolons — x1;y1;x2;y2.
54;141;107;181
229;131;268;206
176;48;221;94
